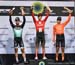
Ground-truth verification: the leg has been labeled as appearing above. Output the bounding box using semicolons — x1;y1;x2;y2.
19;38;28;63
35;42;39;60
35;33;39;60
21;48;27;62
61;47;65;61
42;46;45;58
61;36;65;61
41;32;47;59
56;47;60;61
15;48;19;63
14;40;19;63
56;35;60;61
41;41;47;59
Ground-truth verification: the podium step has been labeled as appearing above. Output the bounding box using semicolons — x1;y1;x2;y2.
13;59;75;65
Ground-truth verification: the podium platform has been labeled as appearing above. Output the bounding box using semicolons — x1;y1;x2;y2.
13;59;75;65
0;54;75;65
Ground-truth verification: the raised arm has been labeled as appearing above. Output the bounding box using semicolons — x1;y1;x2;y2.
20;7;26;28
9;9;15;28
21;16;26;28
43;6;52;22
31;6;36;23
62;7;73;26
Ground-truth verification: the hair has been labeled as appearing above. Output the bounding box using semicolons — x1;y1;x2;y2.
57;17;61;21
38;13;42;17
15;17;20;21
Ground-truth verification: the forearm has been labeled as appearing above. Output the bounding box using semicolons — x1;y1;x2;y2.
67;13;71;22
63;13;71;25
21;16;26;28
9;16;12;25
53;33;55;40
43;10;49;22
23;16;26;23
32;11;35;18
53;26;56;41
63;7;72;25
9;16;14;28
32;12;36;22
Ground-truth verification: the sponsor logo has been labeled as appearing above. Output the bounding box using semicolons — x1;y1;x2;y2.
39;61;45;65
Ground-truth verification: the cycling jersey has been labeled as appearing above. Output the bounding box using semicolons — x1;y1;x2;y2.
32;10;49;32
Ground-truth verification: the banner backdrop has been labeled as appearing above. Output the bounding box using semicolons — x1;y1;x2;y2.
0;1;75;54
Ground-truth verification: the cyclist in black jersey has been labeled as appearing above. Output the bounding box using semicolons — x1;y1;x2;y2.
8;7;28;64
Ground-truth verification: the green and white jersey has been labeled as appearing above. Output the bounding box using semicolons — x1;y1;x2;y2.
9;16;26;38
13;27;23;37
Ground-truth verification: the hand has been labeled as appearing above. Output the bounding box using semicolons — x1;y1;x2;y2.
68;10;73;14
64;6;68;10
53;42;56;46
8;9;13;15
64;7;73;14
52;38;56;46
20;6;24;10
31;6;34;11
20;7;25;16
12;7;15;10
9;7;15;15
46;6;53;13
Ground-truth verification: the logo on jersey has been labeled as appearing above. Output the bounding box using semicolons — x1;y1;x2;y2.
37;21;44;26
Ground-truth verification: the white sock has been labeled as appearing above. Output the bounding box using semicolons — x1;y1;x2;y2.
16;57;19;62
24;58;26;62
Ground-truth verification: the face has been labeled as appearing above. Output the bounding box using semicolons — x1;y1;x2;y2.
15;21;20;26
38;16;42;20
57;20;61;24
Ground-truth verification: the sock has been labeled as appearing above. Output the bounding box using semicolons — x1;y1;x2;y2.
24;58;26;62
16;57;19;62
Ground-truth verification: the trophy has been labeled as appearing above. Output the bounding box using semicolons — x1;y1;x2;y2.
32;2;44;15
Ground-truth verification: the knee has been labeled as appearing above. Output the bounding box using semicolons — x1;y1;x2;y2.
61;47;64;52
21;48;25;53
56;47;59;52
41;42;45;49
15;48;18;53
35;44;39;48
